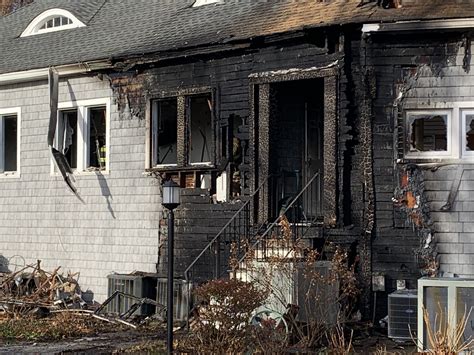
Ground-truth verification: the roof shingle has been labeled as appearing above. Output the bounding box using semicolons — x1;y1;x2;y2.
1;0;474;75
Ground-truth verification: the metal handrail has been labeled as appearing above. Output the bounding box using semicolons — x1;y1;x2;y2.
184;175;273;282
237;172;320;264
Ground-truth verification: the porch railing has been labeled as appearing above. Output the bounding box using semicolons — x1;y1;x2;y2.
184;175;274;283
237;172;322;264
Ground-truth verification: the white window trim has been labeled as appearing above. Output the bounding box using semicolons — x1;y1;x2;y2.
21;8;86;37
0;107;21;179
51;98;110;175
403;101;474;162
405;109;454;159
461;109;474;158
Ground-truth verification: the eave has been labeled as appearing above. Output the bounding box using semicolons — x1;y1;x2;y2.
0;60;112;86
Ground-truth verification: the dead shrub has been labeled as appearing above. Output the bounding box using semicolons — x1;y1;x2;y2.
326;322;353;355
232;215;360;351
180;278;268;354
414;306;474;354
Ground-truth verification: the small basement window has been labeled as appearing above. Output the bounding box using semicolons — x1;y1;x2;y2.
88;107;107;171
0;110;20;176
189;94;212;164
406;111;451;157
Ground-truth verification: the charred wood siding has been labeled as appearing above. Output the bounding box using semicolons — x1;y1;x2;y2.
368;31;474;318
109;40;361;278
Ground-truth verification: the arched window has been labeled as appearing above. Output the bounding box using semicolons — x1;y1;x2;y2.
21;8;85;37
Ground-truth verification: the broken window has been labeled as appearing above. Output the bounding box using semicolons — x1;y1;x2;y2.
150;91;214;169
0;114;18;173
152;99;178;165
88;107;107;171
56;110;78;169
188;94;212;164
407;112;449;154
465;113;474;152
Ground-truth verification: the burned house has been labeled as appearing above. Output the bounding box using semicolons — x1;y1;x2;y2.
1;0;474;321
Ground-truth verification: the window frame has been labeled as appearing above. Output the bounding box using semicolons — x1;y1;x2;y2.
52;99;110;175
21;8;86;37
149;88;216;170
404;109;454;159
0;107;21;178
461;109;474;159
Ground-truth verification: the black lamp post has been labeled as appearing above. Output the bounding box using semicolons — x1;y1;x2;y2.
162;179;181;355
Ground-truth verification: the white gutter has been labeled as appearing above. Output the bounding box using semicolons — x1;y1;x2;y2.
362;18;474;33
0;60;112;86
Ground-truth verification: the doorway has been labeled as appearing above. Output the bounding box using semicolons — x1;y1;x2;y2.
268;79;324;221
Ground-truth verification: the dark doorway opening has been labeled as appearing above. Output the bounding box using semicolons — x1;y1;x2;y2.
268;79;324;221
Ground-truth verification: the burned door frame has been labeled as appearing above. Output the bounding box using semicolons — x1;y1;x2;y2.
249;66;338;226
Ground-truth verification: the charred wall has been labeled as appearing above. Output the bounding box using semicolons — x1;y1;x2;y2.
106;32;369;278
367;30;474;319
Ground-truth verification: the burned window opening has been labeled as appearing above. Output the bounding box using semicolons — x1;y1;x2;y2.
150;90;215;170
153;99;178;165
408;113;448;153
88;107;107;171
465;114;474;152
188;94;212;164
56;110;78;169
1;115;18;173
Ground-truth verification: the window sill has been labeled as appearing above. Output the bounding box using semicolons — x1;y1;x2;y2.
0;172;20;179
51;170;110;177
147;164;216;173
398;158;474;166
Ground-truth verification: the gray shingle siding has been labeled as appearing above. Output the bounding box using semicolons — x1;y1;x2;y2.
0;75;161;301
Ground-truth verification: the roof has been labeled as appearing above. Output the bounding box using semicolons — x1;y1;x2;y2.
1;0;474;75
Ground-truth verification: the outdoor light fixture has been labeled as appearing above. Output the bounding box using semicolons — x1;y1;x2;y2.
162;180;181;210
162;179;181;355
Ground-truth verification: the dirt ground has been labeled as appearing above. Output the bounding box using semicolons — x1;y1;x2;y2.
0;332;417;354
0;330;166;354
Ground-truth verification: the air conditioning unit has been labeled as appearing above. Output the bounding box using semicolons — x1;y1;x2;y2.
156;278;193;322
107;274;157;316
418;278;474;352
388;289;417;341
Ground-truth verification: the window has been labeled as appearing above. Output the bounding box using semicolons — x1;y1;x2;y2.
151;91;214;168
462;110;474;158
54;99;110;174
405;110;452;158
153;99;178;165
21;9;86;37
88;107;107;170
56;110;78;169
189;94;213;164
39;16;72;30
0;108;20;176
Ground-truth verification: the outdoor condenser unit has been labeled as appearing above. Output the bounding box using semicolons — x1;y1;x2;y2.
418;278;474;352
156;278;193;322
107;274;157;316
388;289;417;341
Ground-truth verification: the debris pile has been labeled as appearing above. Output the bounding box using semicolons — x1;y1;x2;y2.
0;260;90;317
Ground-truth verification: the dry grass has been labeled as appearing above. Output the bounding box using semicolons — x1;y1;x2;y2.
0;312;124;343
